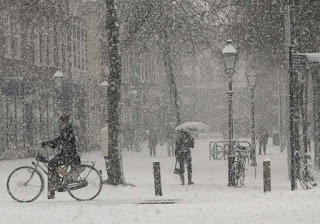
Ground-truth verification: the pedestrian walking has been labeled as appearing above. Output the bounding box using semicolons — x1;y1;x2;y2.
166;124;175;157
175;130;194;185
124;123;134;151
258;126;269;155
148;128;158;157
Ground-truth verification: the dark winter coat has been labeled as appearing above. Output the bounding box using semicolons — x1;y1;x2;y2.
42;124;80;165
175;131;194;156
148;129;158;148
166;126;175;141
258;129;269;146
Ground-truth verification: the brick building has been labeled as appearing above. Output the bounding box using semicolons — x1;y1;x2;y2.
0;0;104;155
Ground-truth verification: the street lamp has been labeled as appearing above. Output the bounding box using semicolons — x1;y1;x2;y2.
222;39;238;186
52;70;64;115
50;69;64;199
246;66;258;170
53;70;64;88
100;80;109;127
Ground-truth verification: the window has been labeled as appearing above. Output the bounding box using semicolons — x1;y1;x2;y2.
84;32;87;70
57;22;63;68
48;21;54;66
72;25;77;68
3;12;21;59
3;12;11;58
34;23;40;65
40;17;48;65
70;21;87;71
12;14;21;59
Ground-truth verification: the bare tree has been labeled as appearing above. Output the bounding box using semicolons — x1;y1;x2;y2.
117;0;227;126
105;0;123;185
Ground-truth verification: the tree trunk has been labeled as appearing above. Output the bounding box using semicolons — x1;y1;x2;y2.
312;67;320;169
105;0;123;185
302;70;309;153
161;30;181;126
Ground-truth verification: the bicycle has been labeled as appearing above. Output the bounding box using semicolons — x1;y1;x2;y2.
231;145;250;187
295;151;320;190
209;141;240;160
212;143;228;160
7;150;102;203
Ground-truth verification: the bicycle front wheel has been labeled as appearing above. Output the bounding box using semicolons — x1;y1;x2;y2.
67;164;102;201
231;162;240;187
7;166;44;203
215;145;225;160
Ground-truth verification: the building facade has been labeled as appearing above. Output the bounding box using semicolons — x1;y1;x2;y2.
0;0;103;155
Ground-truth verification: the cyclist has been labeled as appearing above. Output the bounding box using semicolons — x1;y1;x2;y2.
42;114;81;193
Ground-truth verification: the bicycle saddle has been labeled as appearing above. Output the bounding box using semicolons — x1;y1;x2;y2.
36;154;49;163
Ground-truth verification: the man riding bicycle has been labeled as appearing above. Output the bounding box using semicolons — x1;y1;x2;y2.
41;114;81;196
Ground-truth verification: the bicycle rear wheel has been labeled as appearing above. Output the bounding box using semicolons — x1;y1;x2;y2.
305;165;320;189
67;164;102;201
7;166;44;203
298;174;309;190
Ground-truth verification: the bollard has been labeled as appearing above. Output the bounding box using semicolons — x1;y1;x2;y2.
47;170;55;199
263;159;271;192
227;156;235;186
153;162;162;196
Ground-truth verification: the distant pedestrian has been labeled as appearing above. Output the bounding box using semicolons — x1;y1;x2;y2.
175;130;194;185
133;129;141;152
118;131;125;151
258;126;269;155
148;128;158;157
166;124;176;157
124;123;134;151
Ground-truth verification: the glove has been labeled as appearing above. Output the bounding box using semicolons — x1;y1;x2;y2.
104;157;111;170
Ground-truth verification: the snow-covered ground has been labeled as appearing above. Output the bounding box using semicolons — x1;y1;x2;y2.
1;138;320;224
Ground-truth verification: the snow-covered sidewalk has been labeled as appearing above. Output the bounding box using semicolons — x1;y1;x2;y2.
1;138;320;224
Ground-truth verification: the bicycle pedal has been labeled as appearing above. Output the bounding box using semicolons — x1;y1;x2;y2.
57;187;66;192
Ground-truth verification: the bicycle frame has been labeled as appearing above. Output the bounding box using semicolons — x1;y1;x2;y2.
235;149;248;167
29;155;98;188
295;152;309;173
32;161;49;176
20;161;46;187
209;140;252;160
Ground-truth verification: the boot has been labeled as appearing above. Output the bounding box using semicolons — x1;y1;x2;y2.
180;174;185;185
188;173;194;185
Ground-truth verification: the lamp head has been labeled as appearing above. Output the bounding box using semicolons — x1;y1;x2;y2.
222;39;238;73
100;80;109;87
53;70;64;79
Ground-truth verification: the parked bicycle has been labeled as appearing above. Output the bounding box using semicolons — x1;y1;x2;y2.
211;143;228;160
7;150;102;203
295;151;320;190
231;145;250;187
209;141;241;160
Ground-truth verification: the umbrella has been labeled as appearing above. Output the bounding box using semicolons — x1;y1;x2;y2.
175;122;209;132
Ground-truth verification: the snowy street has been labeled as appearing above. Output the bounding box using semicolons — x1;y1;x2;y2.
1;138;320;224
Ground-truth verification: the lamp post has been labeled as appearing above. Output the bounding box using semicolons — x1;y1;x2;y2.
53;70;64;116
246;67;258;170
49;70;64;199
100;80;111;178
222;39;238;186
100;80;109;127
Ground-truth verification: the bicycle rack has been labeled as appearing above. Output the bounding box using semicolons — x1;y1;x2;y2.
209;140;253;161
